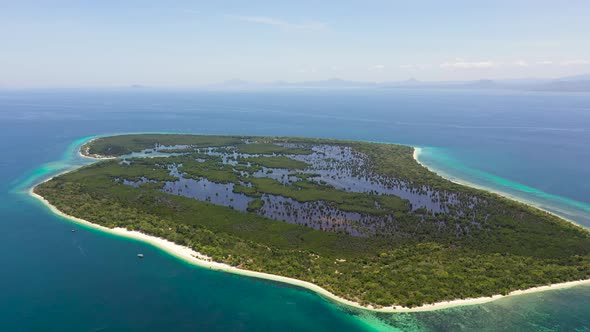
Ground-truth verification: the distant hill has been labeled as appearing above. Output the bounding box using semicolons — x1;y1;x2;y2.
556;74;590;81
207;74;590;92
532;80;590;92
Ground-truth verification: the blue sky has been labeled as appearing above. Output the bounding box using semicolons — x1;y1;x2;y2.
2;0;590;87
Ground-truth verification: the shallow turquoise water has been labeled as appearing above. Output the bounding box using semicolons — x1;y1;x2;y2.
1;88;589;331
417;146;590;227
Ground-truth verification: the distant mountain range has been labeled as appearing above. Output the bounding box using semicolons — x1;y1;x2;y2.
209;74;590;92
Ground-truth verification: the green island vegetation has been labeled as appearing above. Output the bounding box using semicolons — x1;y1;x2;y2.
35;134;590;308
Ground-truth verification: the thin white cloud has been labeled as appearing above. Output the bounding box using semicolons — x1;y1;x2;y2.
398;58;590;71
513;60;529;67
439;59;580;69
368;64;385;71
560;59;590;66
295;68;318;73
440;60;495;69
399;64;432;70
228;15;327;31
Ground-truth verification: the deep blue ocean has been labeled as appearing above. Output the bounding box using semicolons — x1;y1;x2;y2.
1;88;589;331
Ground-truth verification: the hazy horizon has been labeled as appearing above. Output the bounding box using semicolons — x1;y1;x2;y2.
2;1;590;88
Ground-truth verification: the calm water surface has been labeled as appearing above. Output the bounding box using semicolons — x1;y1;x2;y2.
1;88;589;331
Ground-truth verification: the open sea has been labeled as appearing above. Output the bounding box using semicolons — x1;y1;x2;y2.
1;88;589;331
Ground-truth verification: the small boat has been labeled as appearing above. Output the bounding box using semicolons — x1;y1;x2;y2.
137;254;144;259
71;229;76;232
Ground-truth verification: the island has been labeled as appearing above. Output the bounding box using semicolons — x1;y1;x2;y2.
33;134;590;310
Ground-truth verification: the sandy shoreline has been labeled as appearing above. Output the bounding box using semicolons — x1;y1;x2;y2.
26;143;590;313
79;138;117;160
